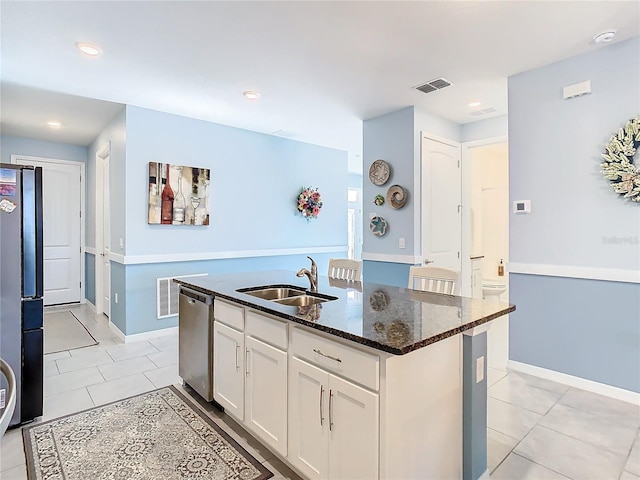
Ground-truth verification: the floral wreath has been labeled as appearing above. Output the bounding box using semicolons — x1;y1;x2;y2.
297;186;323;220
601;116;640;202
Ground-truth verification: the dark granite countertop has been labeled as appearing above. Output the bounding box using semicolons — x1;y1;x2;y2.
175;270;515;356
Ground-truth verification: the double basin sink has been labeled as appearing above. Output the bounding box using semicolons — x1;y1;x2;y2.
237;285;337;306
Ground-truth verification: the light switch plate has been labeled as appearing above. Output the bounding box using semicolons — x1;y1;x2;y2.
476;356;485;383
399;238;406;249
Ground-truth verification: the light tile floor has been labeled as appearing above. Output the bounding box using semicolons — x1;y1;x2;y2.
1;303;639;480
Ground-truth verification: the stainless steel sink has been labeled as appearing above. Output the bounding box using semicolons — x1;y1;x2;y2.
237;285;338;307
237;286;306;300
272;295;329;306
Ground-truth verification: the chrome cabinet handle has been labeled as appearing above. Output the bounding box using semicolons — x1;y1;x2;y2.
235;343;239;370
329;389;334;431
245;348;250;377
313;348;342;363
320;385;325;426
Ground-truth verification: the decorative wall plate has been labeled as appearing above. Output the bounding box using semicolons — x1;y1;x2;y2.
373;194;385;206
386;185;407;209
369;216;388;236
369;159;391;186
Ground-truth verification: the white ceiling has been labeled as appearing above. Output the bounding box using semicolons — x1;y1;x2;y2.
1;1;638;173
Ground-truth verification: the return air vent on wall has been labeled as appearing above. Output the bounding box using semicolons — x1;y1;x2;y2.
157;273;207;319
414;78;453;94
469;107;497;117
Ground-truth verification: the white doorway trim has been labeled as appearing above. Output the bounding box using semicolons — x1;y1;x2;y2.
10;154;86;304
95;143;111;316
460;135;508;297
461;135;510;369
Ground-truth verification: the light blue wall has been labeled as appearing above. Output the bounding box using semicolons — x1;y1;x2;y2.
85;253;95;305
362;106;460;285
362;261;411;288
102;106;348;335
510;274;640;392
1;136;88;164
509;37;639;269
460;115;508;143
414;107;462;144
508;37;640;392
124;106;347;255
363;107;415;257
122;252;343;335
348;173;362;189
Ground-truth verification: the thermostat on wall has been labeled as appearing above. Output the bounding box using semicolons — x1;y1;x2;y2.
513;200;531;214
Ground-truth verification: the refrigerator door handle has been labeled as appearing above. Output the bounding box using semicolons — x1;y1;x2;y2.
34;166;44;298
20;166;44;299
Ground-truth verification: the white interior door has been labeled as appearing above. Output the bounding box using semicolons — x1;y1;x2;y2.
12;156;82;305
102;155;111;317
421;135;462;271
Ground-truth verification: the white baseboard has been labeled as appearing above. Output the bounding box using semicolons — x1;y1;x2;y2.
507;360;640;405
109;322;178;344
84;299;96;311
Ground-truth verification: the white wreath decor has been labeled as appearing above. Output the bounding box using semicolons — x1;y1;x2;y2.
601;116;640;202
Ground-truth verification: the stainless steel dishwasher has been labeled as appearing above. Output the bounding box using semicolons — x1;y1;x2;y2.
178;286;214;401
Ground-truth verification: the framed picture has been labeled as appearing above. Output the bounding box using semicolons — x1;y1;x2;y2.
147;162;210;225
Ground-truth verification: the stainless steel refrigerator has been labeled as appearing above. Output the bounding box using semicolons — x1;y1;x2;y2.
0;163;44;427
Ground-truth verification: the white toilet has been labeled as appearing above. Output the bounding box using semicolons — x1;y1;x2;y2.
482;278;507;300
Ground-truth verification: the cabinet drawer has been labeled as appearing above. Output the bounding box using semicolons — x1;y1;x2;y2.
246;310;287;350
292;327;379;391
214;298;244;331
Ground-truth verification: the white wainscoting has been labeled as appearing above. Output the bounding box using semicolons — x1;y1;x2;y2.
508;262;639;284
107;245;347;265
361;253;420;264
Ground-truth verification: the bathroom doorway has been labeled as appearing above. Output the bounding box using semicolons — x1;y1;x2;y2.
462;137;509;369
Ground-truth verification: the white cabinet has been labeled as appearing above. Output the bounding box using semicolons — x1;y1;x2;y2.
328;374;378;480
209;299;462;480
289;356;379;480
289;357;329;480
213;321;244;420
244;335;288;456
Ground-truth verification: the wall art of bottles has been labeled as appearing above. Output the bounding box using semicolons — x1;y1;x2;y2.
148;162;210;225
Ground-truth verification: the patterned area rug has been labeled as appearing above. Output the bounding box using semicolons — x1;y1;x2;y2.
22;386;273;480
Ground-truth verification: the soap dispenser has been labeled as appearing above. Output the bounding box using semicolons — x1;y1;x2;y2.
498;259;504;276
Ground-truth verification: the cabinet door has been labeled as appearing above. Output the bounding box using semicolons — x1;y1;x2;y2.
328;375;379;480
245;336;287;456
213;321;244;420
289;357;329;480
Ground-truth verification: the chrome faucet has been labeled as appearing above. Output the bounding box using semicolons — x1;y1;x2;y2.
296;256;318;292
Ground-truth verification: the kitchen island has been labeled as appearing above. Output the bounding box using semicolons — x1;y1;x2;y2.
175;270;515;480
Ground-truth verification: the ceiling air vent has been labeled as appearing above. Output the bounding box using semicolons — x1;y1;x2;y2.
469;107;497;117
415;78;453;94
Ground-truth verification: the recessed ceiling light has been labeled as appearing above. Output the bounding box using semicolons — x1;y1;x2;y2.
243;91;261;100
468;101;482;108
75;42;102;56
593;30;617;44
46;121;62;128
